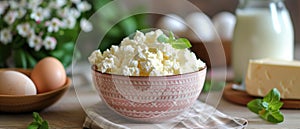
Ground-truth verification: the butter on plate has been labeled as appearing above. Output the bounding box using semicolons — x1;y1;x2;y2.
245;58;300;99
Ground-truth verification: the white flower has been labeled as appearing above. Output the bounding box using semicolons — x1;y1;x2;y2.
71;0;81;4
45;18;62;33
43;36;57;50
30;7;45;22
80;18;93;32
50;0;67;9
43;8;51;19
70;8;80;18
16;8;26;19
4;11;17;24
17;23;32;37
56;0;67;8
8;1;19;9
58;7;76;18
76;1;92;12
28;35;43;51
58;7;68;18
48;1;56;9
19;0;27;7
0;1;9;15
62;16;76;29
0;28;12;45
28;0;42;9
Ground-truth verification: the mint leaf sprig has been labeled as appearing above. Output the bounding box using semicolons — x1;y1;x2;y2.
247;88;284;123
157;31;192;49
27;112;49;129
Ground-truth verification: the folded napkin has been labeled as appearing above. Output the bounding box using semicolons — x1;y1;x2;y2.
83;100;248;129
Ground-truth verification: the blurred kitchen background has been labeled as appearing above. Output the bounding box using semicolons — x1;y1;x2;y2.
188;0;300;65
1;0;298;69
190;0;299;43
85;0;300;67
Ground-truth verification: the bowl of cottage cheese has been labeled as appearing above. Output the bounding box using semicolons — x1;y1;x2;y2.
89;29;206;122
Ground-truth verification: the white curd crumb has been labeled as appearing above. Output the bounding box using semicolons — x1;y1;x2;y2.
89;29;205;76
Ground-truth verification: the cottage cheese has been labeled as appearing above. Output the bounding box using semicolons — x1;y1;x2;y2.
89;29;205;76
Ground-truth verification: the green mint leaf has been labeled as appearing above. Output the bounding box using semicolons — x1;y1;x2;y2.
157;34;169;43
260;110;284;123
33;112;43;124
263;88;281;104
33;112;39;120
247;99;264;114
171;43;188;49
270;101;283;111
27;122;39;129
172;39;192;49
28;112;49;129
177;38;192;48
247;88;284;123
40;121;49;129
157;31;192;49
261;101;269;109
267;110;284;123
169;31;175;40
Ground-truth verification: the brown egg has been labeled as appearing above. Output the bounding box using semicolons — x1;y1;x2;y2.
31;57;66;93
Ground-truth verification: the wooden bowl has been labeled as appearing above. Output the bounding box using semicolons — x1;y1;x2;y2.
0;69;71;113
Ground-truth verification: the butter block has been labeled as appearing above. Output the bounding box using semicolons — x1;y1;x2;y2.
245;58;300;99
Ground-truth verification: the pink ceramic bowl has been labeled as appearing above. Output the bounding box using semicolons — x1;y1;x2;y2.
92;66;207;123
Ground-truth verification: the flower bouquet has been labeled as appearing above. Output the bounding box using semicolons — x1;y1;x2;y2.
0;0;93;68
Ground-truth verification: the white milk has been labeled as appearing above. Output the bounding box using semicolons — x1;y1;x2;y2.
232;8;294;81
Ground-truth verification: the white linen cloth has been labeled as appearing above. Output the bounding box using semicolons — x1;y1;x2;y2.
83;100;248;129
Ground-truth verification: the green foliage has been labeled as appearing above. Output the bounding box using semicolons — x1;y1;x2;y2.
91;0;150;52
247;88;284;123
202;81;225;92
157;31;192;49
0;0;92;69
98;14;149;52
0;43;11;67
27;112;49;129
50;41;75;68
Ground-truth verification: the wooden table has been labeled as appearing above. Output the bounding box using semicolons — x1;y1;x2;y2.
1;63;299;129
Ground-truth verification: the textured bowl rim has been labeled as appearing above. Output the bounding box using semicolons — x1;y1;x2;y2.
0;68;71;98
91;65;207;78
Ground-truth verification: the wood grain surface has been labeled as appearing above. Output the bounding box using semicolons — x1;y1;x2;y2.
223;83;300;109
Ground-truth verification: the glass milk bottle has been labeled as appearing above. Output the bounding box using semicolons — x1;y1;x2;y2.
232;0;294;81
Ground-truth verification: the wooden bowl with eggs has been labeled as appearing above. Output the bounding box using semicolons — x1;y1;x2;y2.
0;57;71;113
0;68;71;113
